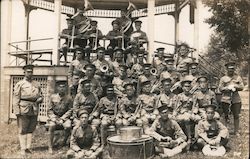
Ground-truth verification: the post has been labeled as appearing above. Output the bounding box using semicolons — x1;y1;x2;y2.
1;0;12;123
174;1;180;46
52;0;62;65
147;0;155;63
193;0;200;60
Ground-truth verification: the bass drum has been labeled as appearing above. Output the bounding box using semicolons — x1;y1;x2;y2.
107;135;154;159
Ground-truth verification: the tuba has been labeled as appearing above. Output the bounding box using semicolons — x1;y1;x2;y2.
74;0;94;34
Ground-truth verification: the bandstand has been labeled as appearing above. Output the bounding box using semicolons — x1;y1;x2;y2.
1;0;222;123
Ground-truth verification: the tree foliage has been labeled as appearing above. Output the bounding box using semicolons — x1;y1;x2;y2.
203;0;250;61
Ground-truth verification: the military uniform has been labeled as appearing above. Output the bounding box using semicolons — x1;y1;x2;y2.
83;20;103;47
130;20;148;45
47;88;73;153
13;65;43;155
67;110;102;159
116;95;142;126
218;62;244;134
73;92;98;115
106;20;123;49
145;105;187;158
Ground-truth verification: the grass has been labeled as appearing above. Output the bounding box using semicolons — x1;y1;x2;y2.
0;110;249;159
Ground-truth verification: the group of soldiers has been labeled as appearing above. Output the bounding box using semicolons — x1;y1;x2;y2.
13;9;245;159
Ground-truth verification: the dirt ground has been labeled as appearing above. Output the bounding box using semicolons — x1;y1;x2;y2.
0;109;249;159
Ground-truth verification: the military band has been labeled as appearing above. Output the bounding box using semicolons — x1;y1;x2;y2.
13;14;245;158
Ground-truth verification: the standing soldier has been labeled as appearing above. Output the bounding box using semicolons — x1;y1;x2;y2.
175;43;193;71
153;47;166;74
106;20;123;49
145;105;187;158
13;65;43;156
112;48;126;77
66;109;103;159
197;104;229;156
128;50;145;79
47;81;73;154
218;62;244;135
116;82;142;126
68;46;88;97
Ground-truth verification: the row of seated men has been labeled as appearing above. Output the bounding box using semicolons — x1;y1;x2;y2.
59;9;148;64
47;43;244;158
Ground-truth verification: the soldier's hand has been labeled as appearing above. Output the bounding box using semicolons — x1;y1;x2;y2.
161;136;172;142
208;139;216;146
214;136;221;145
36;97;43;103
85;150;94;157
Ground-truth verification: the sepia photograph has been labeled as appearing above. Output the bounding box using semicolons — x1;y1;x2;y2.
0;0;249;158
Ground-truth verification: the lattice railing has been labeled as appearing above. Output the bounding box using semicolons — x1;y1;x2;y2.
10;76;48;122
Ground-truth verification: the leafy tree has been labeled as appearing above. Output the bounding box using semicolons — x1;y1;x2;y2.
203;0;250;61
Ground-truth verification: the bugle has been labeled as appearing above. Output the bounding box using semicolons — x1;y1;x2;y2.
150;68;158;76
100;64;109;73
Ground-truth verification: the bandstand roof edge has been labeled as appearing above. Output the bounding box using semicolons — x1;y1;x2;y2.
43;0;184;10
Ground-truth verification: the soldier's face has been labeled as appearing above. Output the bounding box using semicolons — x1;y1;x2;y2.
97;51;104;59
106;88;114;96
115;52;123;61
206;109;215;120
190;66;198;74
113;24;119;30
179;46;188;56
182;82;191;92
24;70;33;79
135;25;141;30
138;55;144;62
144;68;150;76
126;85;135;96
227;68;235;75
162;81;171;92
160;110;170;121
199;78;208;90
57;85;66;94
85;68;95;77
76;52;83;59
142;83;151;93
82;83;91;93
79;114;89;125
120;68;127;77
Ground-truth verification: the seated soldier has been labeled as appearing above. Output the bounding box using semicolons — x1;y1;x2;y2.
145;105;187;158
174;43;193;71
112;64;131;97
156;72;176;110
193;75;220;120
83;20;103;49
47;81;73;154
66;109;103;159
127;50;145;79
91;84;121;145
130;20;148;46
112;48;126;77
73;79;99;128
106;20;123;49
172;75;199;149
137;76;159;128
197;104;229;156
116;82;142;127
59;17;78;65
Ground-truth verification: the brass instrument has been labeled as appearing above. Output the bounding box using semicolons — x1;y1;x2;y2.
100;64;109;73
150;68;158;76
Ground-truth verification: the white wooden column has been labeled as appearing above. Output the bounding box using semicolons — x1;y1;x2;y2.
52;0;62;65
147;0;155;63
1;0;12;123
174;2;180;45
193;0;200;60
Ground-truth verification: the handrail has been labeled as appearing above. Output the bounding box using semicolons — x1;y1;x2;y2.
8;49;53;54
154;41;175;46
9;38;53;44
9;43;24;51
198;54;224;75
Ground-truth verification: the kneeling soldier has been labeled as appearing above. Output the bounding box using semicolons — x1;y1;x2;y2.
47;81;73;154
145;105;187;158
67;109;102;159
197;104;229;155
